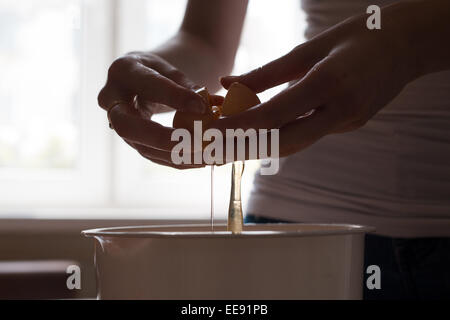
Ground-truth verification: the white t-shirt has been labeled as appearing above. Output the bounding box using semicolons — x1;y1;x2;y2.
247;0;450;237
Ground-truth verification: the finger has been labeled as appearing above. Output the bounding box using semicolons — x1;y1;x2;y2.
109;57;207;113
129;63;207;113
220;41;323;92
134;55;225;109
139;54;200;90
127;140;204;166
109;103;179;151
209;94;225;106
124;138;200;168
125;140;173;163
213;66;329;132
135;96;155;119
219;130;274;163
278;106;341;157
97;81;134;111
142;155;205;170
119;105;207;164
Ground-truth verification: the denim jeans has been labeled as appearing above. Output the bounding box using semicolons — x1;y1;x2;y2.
244;214;450;299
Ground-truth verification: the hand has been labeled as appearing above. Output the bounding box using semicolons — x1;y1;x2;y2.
98;51;217;169
217;7;416;157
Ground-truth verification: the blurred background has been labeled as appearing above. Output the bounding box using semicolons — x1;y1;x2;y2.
0;0;305;298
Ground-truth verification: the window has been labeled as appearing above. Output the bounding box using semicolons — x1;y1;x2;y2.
0;0;305;219
0;0;111;211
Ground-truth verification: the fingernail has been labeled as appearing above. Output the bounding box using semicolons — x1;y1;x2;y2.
220;76;238;88
187;99;206;113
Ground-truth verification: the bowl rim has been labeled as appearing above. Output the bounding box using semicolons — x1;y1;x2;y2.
81;223;375;239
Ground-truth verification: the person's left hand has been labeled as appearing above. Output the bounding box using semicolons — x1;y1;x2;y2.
216;8;418;157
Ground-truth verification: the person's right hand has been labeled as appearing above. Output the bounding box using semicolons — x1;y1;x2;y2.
97;51;212;169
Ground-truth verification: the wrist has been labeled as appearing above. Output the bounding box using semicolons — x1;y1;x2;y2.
151;31;228;93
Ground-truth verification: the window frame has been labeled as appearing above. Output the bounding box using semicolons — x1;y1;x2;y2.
0;0;113;209
0;0;305;219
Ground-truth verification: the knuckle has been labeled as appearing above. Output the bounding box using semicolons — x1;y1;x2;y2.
166;68;185;81
290;43;304;54
108;56;134;78
97;86;108;109
108;107;124;134
146;72;163;86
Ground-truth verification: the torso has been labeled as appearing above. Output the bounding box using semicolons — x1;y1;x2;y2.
248;0;450;237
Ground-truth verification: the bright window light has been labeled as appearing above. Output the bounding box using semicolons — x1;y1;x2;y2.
0;0;305;219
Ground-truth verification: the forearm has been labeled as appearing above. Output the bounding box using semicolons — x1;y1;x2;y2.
151;0;247;95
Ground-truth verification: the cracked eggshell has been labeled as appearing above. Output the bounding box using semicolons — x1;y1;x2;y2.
221;82;260;116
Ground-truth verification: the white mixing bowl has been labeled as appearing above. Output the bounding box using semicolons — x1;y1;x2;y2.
82;223;374;299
